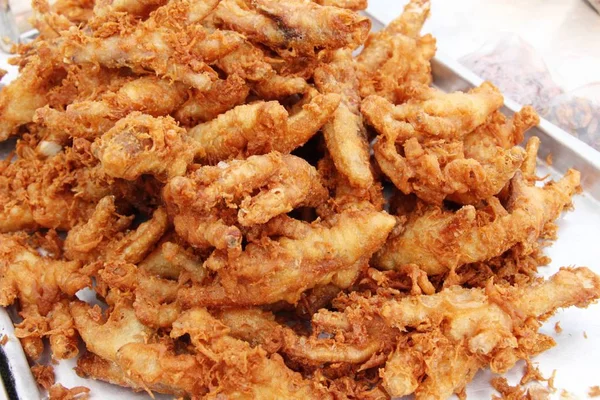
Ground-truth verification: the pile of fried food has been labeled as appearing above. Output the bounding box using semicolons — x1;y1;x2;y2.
1;0;599;399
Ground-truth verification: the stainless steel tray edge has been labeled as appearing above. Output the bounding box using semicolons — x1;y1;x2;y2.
0;310;41;400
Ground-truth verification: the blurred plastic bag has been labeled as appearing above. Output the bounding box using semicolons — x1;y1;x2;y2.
460;34;600;151
544;84;600;151
586;0;600;14
459;34;563;114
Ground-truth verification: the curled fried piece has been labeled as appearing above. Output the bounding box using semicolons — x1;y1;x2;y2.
0;50;65;141
164;153;328;252
53;0;94;24
216;308;283;354
139;241;206;283
379;267;600;399
75;352;147;393
35;76;189;146
178;204;395;306
316;154;385;214
47;383;90;400
313;0;367;10
92;113;196;181
189;92;340;163
214;0;370;57
60;0;236;90
447;107;540;204
80;307;332;398
213;40;309;99
363;82;504;144
174;74;250;126
71;298;153;363
364;83;508;204
374;169;580;275
357;0;435;101
0;148;112;233
93;0;168;17
98;261;181;329
31;0;74;39
170;308;332;399
64;196;168;264
215;41;274;82
315;50;373;189
0;234;89;360
47;300;79;360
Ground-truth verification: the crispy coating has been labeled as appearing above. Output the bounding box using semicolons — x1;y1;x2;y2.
139;241;206;282
178;204;395;306
75;352;147;392
522;135;542;179
31;364;55;389
60;0;235;90
0;149;112;233
315;50;373;189
53;0;94;24
47;384;90;400
94;0;168;17
374;169;580;275
98;261;181;329
31;0;75;40
363;82;504;144
216;308;284;354
316;155;385;214
379;267;600;399
47;300;79;360
64;196;168;264
71;299;153;362
189;92;340;163
214;0;370;57
170;308;332;399
252;74;310;100
364;83;507;204
164;153;328;252
313;0;367;10
174;74;250;126
1;0;598;397
447;107;540;204
35;77;189;145
0;50;65;141
357;0;435;101
92;112;196;181
78;307;332;398
0;234;89;360
215;40;274;81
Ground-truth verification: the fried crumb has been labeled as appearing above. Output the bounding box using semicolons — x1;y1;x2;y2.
31;365;55;390
491;376;517;399
48;384;90;400
491;377;550;400
589;386;600;397
554;322;562;334
0;68;6;80
545;153;553;166
494;360;557;400
547;370;556;392
521;360;546;385
560;389;576;399
528;385;551;400
584;331;588;339
0;334;8;346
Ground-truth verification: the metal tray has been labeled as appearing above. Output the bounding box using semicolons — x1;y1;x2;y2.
1;13;600;399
